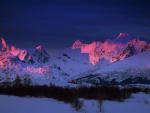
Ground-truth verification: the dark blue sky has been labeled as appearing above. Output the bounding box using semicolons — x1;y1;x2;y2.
0;0;150;55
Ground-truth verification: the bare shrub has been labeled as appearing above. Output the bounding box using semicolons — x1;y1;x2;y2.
97;92;105;113
71;98;83;111
97;100;104;113
24;77;32;86
144;99;149;104
15;75;21;88
5;74;10;82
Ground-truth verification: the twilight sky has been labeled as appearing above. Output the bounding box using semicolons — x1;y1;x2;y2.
0;0;150;56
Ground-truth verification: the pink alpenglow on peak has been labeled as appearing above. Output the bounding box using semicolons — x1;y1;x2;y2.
11;46;20;56
81;41;102;53
72;40;83;49
1;37;7;48
19;50;29;61
71;33;150;65
36;46;43;51
72;40;102;53
118;33;131;37
0;37;9;51
113;33;135;44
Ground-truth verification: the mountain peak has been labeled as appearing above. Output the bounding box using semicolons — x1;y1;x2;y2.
34;45;50;63
36;46;42;51
0;37;7;48
72;40;83;49
0;37;9;51
118;33;130;38
112;33;135;44
11;46;20;56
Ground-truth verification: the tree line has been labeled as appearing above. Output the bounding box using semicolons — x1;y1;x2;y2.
0;81;149;103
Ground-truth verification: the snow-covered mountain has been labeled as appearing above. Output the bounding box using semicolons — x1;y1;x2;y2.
0;37;53;81
0;33;150;84
72;33;150;65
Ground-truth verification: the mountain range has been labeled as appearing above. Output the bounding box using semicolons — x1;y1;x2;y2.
0;33;150;84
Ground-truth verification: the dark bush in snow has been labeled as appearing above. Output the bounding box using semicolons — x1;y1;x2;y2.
71;98;83;111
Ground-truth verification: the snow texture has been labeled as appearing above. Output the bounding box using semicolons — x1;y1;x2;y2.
0;92;150;113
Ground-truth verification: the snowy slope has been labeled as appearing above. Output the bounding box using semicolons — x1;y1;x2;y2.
49;33;150;83
49;48;110;81
0;95;79;113
92;50;150;81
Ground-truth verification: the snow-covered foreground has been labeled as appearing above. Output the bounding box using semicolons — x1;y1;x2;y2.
0;95;78;113
0;92;150;113
103;92;150;113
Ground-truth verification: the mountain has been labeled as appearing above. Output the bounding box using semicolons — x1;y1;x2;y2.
72;33;150;65
76;50;150;85
0;33;150;85
112;33;135;44
0;38;53;82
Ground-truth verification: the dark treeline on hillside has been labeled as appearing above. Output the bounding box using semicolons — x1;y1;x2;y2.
0;84;150;103
76;75;150;85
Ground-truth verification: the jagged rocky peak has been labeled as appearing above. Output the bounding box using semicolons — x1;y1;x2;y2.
118;33;131;37
33;45;50;63
35;46;49;56
1;37;7;48
36;45;42;51
17;49;34;64
72;39;83;49
0;37;9;51
11;46;20;56
113;33;135;44
18;50;29;61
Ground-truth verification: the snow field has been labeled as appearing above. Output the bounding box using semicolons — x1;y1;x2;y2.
0;92;150;113
0;95;78;113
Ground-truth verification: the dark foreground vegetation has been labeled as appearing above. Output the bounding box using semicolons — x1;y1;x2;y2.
0;83;150;104
76;74;150;85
